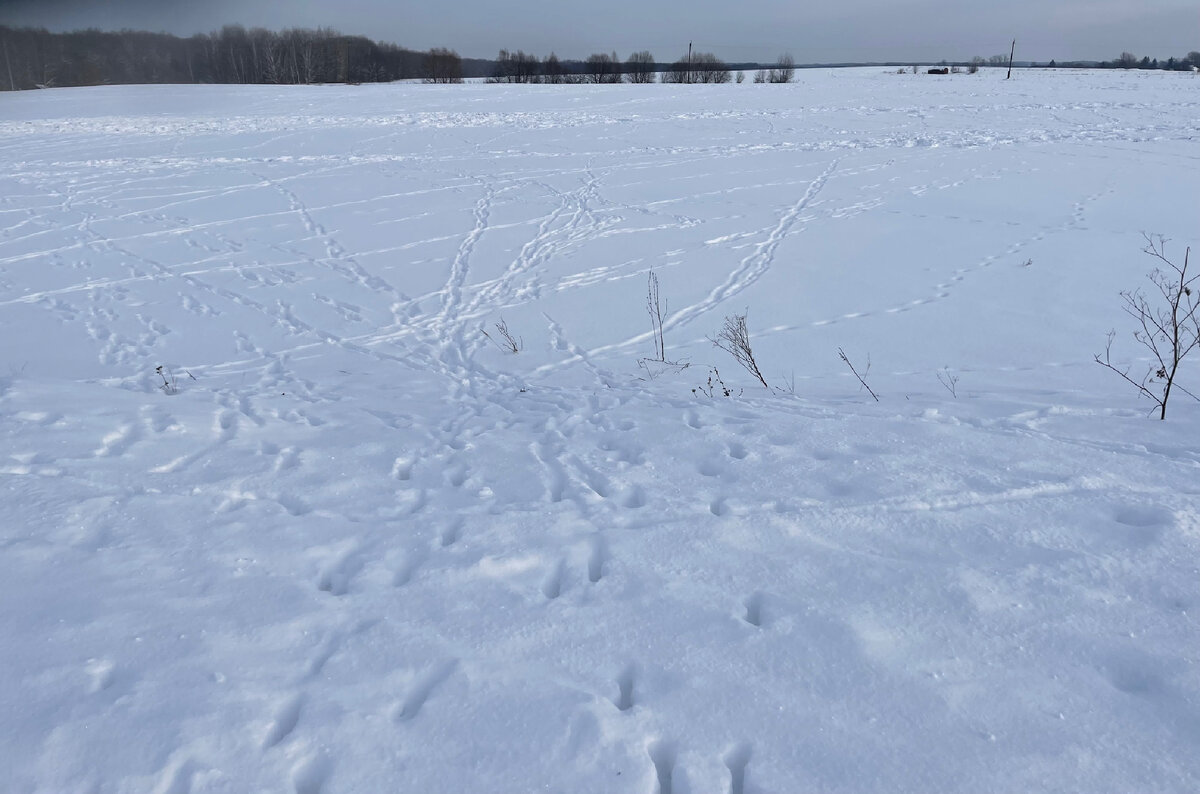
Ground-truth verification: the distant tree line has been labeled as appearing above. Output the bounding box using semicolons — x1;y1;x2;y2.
0;25;500;90
1012;51;1200;71
1100;51;1200;71
489;49;798;84
0;25;789;90
914;51;1199;73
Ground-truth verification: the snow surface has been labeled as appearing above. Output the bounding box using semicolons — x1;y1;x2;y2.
2;68;1199;793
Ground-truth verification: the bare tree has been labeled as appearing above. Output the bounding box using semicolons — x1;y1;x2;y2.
493;49;540;83
542;52;567;84
663;46;721;84
1095;235;1199;419
710;312;769;388
584;51;622;83
693;52;731;83
625;50;656;83
662;57;692;83
768;53;795;83
423;47;463;83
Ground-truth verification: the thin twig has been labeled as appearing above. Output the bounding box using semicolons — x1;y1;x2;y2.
838;348;879;401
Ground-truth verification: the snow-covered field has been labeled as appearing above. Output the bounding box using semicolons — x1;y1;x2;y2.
2;68;1199;793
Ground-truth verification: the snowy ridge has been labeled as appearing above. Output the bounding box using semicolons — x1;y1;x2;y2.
1;69;1199;793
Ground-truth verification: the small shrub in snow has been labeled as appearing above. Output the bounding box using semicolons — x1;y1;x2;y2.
710;312;769;388
693;367;740;398
937;367;959;398
483;318;522;353
156;365;178;395
1095;235;1199;419
155;365;194;395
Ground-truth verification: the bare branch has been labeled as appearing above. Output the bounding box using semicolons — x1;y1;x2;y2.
838;348;879;401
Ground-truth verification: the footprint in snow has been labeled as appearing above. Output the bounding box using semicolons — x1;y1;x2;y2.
724;743;753;794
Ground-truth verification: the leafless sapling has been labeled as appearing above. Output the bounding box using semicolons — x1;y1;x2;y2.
637;270;689;379
710;312;769;388
936;367;959;398
837;348;879;401
1095;235;1199;419
646;270;667;362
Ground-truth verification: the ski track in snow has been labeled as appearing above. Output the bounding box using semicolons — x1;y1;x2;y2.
3;71;1200;793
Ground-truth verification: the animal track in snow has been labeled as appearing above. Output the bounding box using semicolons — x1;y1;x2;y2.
619;485;646;509
614;664;636;711
724;743;753;794
533;434;569;502
444;462;469;488
94;422;140;457
391;550;424;587
393;660;458;722
316;543;364;596
541;558;566;600
438;518;463;547
262;693;304;749
276;493;312;517
1112;504;1170;529
391;456;414;481
214;409;238;441
587;535;606;583
290;751;331;794
1110;504;1170;547
153;753;199;794
85;657;116;693
743;593;765;627
648;740;678;794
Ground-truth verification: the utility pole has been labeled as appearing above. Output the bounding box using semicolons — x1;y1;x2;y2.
688;41;693;84
1006;39;1016;79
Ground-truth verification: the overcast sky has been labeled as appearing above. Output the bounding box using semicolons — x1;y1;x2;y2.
1;0;1196;62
